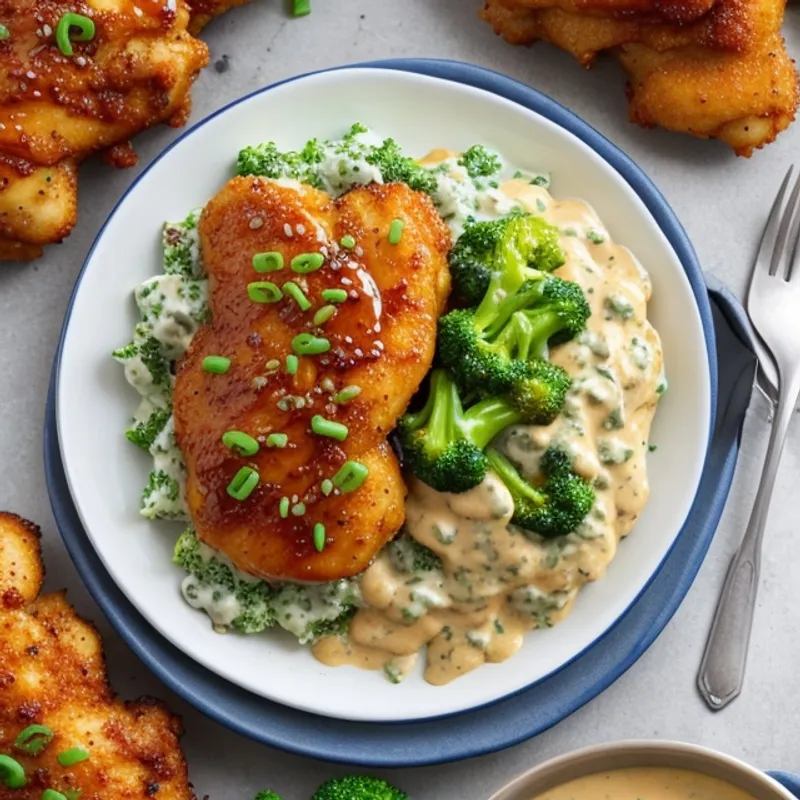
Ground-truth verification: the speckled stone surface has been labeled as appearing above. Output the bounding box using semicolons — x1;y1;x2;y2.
2;2;799;798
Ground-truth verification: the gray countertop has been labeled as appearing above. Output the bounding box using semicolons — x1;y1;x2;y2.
2;2;800;797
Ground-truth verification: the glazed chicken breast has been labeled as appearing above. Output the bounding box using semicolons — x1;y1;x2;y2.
0;512;194;800
0;0;208;260
173;177;451;583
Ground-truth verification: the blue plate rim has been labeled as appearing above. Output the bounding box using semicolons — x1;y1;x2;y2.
46;57;722;764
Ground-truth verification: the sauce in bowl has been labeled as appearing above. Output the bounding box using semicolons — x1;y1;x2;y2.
532;768;758;800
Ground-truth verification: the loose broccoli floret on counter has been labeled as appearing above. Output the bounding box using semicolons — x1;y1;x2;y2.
437;275;585;421
125;407;171;451
364;138;438;195
389;533;443;574
486;447;595;538
253;791;284;800
311;775;409;800
398;370;523;493
450;212;565;305
458;144;501;178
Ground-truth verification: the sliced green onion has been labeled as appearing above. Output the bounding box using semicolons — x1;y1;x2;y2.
340;234;356;249
247;281;282;304
283;281;312;311
291;502;306;516
202;355;231;374
293;0;311;16
333;385;361;404
290;252;325;273
222;430;259;457
311;415;348;441
321;479;333;496
388;218;404;245
292;333;330;355
333;460;369;493
321;288;348;304
0;25;9;40
313;305;336;326
253;251;284;273
57;747;90;767
285;355;299;375
226;466;259;501
313;523;326;552
279;497;290;518
266;432;288;448
14;724;54;755
42;791;68;800
0;755;25;789
55;13;95;57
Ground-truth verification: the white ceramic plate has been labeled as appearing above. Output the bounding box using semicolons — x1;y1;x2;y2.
56;67;711;722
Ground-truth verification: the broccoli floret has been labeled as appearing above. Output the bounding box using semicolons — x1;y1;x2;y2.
437;275;583;421
305;605;356;640
236;141;285;177
254;791;283;800
398;370;523;493
448;213;565;307
365;138;438;195
232;579;277;634
389;533;443;574
125;407;171;451
486;447;594;538
311;775;408;800
448;215;514;306
458;144;501;178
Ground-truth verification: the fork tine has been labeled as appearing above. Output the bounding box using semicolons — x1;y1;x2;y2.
784;174;800;281
768;166;800;276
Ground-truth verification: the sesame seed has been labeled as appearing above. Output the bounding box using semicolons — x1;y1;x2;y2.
26;71;36;80
296;223;306;235
375;341;384;350
374;322;382;333
354;348;364;357
340;277;352;286
42;24;52;35
320;245;329;257
344;336;353;345
355;246;364;257
14;125;21;131
75;56;87;67
283;223;293;237
0;124;5;131
36;27;42;37
32;91;41;98
133;6;143;15
249;217;264;229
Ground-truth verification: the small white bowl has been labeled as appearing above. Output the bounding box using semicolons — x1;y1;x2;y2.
55;65;712;722
489;740;796;800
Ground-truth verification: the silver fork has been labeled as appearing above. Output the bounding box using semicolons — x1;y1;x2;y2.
698;166;800;710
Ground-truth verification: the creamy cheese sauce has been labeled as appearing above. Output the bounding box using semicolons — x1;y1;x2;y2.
531;768;758;800
313;166;664;684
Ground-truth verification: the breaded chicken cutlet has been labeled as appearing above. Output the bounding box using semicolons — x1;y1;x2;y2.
481;0;799;154
0;512;194;800
0;0;209;262
173;178;451;583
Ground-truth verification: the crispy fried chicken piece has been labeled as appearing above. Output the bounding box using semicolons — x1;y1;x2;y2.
480;0;798;154
0;512;194;800
0;0;208;260
187;0;256;34
173;178;451;583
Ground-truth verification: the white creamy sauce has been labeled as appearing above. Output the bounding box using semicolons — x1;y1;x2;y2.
115;129;663;677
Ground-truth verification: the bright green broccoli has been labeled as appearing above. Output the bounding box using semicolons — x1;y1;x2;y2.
437;274;586;421
449;212;565;306
364;138;438;195
486;447;595;538
458;144;501;178
125;407;171;451
254;792;284;800
398;369;523;493
311;775;408;800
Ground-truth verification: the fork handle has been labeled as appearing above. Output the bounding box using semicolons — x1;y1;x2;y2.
697;377;800;710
